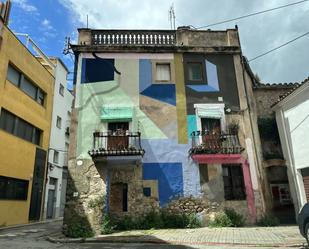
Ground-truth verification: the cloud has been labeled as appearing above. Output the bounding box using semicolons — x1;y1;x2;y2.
59;0;309;83
39;18;57;40
12;0;37;13
41;18;54;30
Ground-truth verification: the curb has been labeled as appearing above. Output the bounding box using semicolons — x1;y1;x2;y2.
46;236;305;247
0;218;63;231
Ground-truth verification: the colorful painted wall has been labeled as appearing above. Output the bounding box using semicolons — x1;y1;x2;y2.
75;52;203;206
75;51;247;209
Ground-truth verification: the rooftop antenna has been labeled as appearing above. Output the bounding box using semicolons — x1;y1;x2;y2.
86;14;88;28
168;3;176;30
63;36;71;55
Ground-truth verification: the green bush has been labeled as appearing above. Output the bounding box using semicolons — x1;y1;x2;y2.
208;209;245;228
101;214;115;234
113;211;201;230
257;215;280;227
114;216;137;230
208;212;232;227
141;211;164;229
224;208;245;227
66;220;94;238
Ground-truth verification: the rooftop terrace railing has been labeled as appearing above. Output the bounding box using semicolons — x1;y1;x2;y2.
91;30;176;46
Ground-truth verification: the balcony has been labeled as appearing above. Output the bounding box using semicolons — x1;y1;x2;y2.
189;131;244;156
88;131;144;159
91;30;176;46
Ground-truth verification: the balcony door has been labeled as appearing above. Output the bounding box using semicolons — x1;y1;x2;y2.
107;122;129;150
201;118;221;134
201;118;221;150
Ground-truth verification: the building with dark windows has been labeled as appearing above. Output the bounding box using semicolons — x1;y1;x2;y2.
64;26;268;234
0;2;54;226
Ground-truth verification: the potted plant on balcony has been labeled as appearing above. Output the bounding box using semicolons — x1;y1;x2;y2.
228;121;239;135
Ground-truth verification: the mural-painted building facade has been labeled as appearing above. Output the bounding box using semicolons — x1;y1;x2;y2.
65;27;266;233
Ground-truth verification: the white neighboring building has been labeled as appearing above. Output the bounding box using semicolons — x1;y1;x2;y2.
273;78;309;213
43;58;74;219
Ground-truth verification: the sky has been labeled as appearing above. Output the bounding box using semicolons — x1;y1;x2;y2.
8;0;309;87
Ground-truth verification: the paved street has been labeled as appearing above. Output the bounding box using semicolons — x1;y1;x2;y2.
0;220;307;249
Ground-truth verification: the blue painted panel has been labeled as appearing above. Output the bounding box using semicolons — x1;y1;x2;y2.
81;58;115;83
206;60;219;91
185;60;220;93
141;139;201;197
187;115;197;139
140;84;176;106
143;163;183;206
187;85;218;92
139;59;152;93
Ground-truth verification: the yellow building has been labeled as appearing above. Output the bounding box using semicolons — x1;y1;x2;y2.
0;15;54;226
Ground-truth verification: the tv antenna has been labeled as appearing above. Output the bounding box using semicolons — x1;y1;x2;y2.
63;36;72;55
168;3;176;30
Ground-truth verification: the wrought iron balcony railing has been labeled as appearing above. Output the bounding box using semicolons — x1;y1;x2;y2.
88;131;144;157
91;30;176;46
189;131;244;155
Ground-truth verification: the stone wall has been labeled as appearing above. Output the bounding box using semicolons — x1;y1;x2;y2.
253;87;295;117
64;158;107;235
108;164;159;219
164;196;254;225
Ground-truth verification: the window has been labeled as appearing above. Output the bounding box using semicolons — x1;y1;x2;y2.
222;165;246;200
143;187;151;197
0;176;29;200
59;84;64;96
37;89;45;106
53;151;59;164
0;109;42;145
20;77;37;99
56;116;62;129
156;63;171;81
7;65;21;86
188;62;203;81
0;109;15;134
49;177;57;186
6;64;46;106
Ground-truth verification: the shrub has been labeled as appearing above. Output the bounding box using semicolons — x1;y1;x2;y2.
184;213;202;228
113;211;201;230
257;215;280;227
224;208;245;227
141;211;164;229
101;214;115;234
66;219;94;238
208;209;245;228
208;212;232;227
114;215;140;230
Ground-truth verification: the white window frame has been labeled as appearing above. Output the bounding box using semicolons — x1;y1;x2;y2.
194;103;226;143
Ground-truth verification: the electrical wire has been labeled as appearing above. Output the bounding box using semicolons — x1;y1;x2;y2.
248;31;309;62
195;0;309;29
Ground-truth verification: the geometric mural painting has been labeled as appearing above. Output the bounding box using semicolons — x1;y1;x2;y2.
143;163;183;206
187;59;219;92
81;58;116;83
140;84;176;106
139;59;176;106
140;95;177;138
